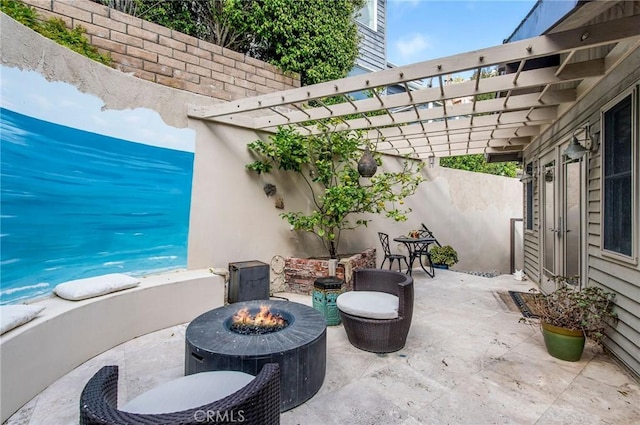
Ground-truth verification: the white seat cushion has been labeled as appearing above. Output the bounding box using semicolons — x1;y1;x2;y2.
121;371;255;414
337;291;399;320
54;273;140;301
0;304;45;335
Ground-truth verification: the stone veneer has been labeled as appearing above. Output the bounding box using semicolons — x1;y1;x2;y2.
21;0;300;101
284;248;376;294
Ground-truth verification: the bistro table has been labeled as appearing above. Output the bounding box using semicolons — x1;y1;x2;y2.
393;235;436;277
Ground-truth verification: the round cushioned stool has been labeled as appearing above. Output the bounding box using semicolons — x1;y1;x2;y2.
335;269;413;354
336;291;399;320
122;371;254;414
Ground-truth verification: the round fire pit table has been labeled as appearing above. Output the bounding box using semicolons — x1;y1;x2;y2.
185;300;327;412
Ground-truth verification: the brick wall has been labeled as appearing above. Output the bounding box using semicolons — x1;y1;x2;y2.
22;0;300;101
284;248;377;294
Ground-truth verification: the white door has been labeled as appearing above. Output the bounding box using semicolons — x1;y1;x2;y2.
540;146;586;293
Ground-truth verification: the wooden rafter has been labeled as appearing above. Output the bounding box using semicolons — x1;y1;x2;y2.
186;15;640;159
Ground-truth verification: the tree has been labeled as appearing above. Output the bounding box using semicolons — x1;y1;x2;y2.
439;154;518;177
246;0;364;85
246;123;424;259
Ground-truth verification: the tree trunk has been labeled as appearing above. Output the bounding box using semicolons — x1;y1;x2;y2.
329;241;337;259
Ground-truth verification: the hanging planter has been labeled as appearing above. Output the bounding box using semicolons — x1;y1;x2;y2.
357;146;377;178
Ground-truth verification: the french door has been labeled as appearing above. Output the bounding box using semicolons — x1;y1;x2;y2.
540;146;586;292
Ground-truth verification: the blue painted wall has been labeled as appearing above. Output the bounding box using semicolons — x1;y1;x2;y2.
0;69;195;304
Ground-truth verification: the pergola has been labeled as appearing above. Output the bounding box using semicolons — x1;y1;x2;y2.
188;15;640;162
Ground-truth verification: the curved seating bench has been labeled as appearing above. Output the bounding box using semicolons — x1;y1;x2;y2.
337;268;413;353
80;363;280;424
0;268;225;423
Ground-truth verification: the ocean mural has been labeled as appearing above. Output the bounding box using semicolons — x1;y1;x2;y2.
0;67;195;304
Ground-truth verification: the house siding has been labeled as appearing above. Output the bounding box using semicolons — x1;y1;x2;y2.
523;48;640;377
355;0;386;72
524;176;541;282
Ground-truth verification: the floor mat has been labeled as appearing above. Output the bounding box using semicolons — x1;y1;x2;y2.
507;290;541;318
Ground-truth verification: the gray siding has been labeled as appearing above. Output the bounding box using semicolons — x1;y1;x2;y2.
522;48;640;378
524;177;541;282
355;0;386;71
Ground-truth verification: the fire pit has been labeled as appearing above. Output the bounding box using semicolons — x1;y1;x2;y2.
229;305;289;335
185;300;326;412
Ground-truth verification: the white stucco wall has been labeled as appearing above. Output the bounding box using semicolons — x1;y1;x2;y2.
1;11;522;281
187;120;523;274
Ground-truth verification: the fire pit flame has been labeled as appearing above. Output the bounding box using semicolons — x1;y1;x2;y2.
231;305;289;335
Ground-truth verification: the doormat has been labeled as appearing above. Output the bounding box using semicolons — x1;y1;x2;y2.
507;291;541;318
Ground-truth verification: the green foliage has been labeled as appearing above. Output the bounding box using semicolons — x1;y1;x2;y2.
523;284;618;345
247;122;424;258
429;245;458;267
134;0;210;41
0;0;38;27
248;0;364;85
439;154;518;177
104;0;363;86
1;0;112;66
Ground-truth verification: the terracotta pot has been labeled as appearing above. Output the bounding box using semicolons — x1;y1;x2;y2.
541;322;586;362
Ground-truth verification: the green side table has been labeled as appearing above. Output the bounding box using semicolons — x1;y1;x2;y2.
312;277;344;326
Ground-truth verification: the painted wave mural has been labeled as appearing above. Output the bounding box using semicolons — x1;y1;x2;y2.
0;108;194;304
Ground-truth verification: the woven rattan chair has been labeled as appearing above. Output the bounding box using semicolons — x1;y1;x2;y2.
80;363;280;425
337;269;414;353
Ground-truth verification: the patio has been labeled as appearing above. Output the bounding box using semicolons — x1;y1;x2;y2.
6;269;639;425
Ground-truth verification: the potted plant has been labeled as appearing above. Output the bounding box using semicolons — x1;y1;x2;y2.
429;245;458;269
522;281;617;362
246;121;424;259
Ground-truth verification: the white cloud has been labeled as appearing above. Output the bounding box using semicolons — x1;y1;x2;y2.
394;33;431;62
0;66;195;152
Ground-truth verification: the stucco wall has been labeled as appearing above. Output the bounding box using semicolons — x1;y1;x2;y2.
2;7;522;281
187;120;523;275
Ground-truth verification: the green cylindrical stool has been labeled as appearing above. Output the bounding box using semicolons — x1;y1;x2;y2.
313;277;344;326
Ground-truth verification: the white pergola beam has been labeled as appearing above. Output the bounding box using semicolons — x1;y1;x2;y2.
187;15;640;121
253;63;589;130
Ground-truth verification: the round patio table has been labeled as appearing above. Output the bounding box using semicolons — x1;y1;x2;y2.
393;235;436;277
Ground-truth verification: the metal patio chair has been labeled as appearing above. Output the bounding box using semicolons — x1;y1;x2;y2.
378;232;409;272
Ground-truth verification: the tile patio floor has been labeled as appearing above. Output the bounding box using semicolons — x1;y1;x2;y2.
5;269;640;424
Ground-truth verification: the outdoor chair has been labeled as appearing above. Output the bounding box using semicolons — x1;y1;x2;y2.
420;223;442;247
378;232;409;272
79;363;280;425
336;269;414;353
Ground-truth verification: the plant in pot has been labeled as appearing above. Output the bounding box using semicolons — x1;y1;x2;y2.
522;281;618;362
429;245;458;269
246;121;424;259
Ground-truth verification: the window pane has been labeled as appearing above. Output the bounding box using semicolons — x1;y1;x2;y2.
603;94;633;256
526;163;534;230
355;0;376;29
604;175;632;256
604;95;632;175
543;165;555;273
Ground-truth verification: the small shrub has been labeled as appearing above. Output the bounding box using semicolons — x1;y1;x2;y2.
522;284;618;346
1;0;112;66
429;245;458;267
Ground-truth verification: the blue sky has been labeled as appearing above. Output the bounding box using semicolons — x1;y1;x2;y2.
386;0;538;66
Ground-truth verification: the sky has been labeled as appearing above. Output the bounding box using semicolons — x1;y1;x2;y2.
0;66;195;152
386;0;539;66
